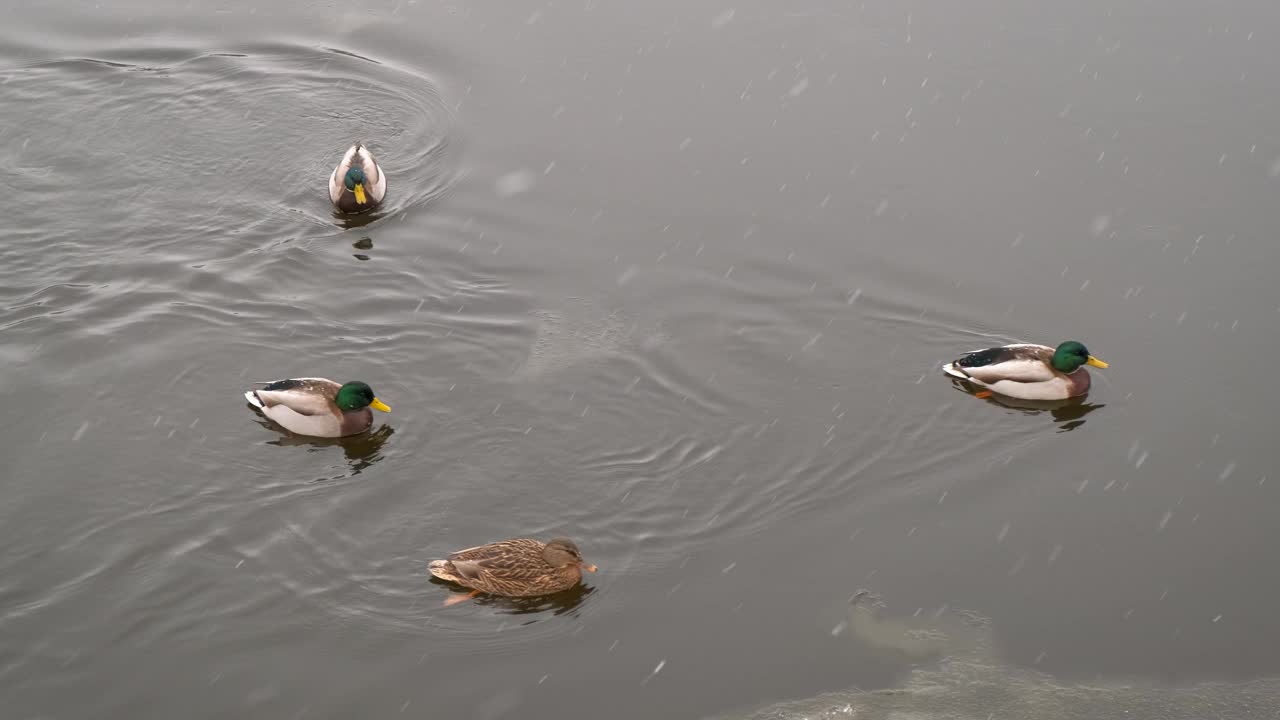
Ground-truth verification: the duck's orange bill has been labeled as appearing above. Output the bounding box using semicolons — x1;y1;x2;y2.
583;564;599;573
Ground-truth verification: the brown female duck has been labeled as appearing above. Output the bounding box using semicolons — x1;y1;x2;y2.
429;537;597;606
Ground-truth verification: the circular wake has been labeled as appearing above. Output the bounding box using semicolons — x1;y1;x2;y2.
0;41;458;254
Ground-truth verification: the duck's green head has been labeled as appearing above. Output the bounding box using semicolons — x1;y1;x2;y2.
343;167;368;205
1051;341;1109;373
335;381;391;413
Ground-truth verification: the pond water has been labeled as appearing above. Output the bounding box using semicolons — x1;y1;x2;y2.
3;1;1279;718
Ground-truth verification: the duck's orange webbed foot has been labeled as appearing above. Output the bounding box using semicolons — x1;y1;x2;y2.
974;391;994;399
444;589;481;607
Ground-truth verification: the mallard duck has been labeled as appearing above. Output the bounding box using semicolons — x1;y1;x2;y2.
328;143;387;213
243;378;390;438
429;537;597;606
942;340;1108;400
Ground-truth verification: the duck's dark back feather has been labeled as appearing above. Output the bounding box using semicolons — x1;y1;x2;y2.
956;346;1014;368
955;344;1051;368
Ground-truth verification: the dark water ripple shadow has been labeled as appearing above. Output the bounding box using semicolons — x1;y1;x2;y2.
947;379;1108;432
253;420;395;477
580;434;723;477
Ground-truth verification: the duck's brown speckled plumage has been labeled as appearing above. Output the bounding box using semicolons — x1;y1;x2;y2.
428;538;595;598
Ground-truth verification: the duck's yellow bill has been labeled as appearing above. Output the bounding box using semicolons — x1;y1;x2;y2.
354;183;367;204
1086;356;1109;369
371;398;391;412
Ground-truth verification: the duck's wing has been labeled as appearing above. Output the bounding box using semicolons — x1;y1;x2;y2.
448;538;543;562
446;539;550;583
944;344;1058;383
249;377;341;416
329;145;360;203
353;144;387;203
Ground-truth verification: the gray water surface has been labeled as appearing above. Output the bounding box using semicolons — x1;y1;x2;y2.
3;1;1279;718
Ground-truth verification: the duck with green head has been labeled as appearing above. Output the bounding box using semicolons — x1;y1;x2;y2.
942;340;1109;400
244;378;391;437
329;143;387;213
